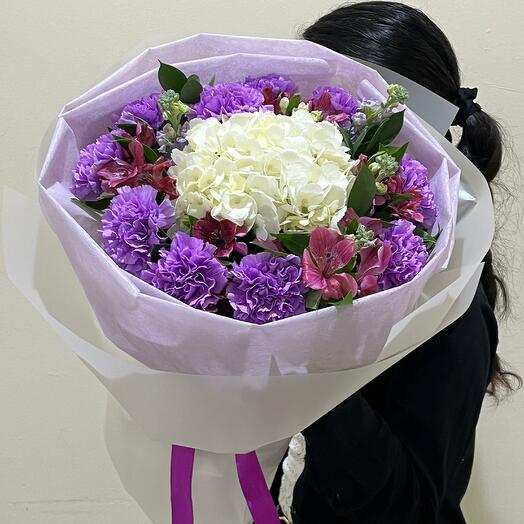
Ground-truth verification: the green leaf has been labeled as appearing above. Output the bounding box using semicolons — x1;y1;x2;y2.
180;76;203;104
347;163;376;216
158;61;187;92
71;198;110;220
305;290;322;310
380;142;409;164
339;127;353;152
343;218;359;235
113;135;131;147
116;123;137;135
112;134;158;163
389;192;414;205
250;240;288;257
286;93;302;115
142;144;159;163
274;232;310;256
351;122;381;157
414;227;440;253
208;73;216;86
362;110;405;156
331;291;354;306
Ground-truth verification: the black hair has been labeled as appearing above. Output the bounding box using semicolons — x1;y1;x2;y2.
302;1;521;397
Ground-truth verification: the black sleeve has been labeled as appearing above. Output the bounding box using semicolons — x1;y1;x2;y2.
296;287;498;523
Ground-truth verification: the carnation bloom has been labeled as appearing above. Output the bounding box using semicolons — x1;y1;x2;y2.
302;227;357;301
112;92;163;130
399;155;438;228
71;133;124;200
171;109;357;237
244;74;299;111
227;252;305;324
142;232;228;311
191;82;265;119
309;86;358;124
192;214;248;257
101;186;176;276
378;219;428;289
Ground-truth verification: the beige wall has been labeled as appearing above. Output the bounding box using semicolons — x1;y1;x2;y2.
1;1;523;522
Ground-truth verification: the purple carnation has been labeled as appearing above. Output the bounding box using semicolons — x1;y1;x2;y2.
378;220;428;290
311;86;359;119
244;74;298;100
400;155;438;228
101;185;175;276
72;132;124;201
112;93;163;129
142;232;228;311
191;82;265;119
227;252;305;324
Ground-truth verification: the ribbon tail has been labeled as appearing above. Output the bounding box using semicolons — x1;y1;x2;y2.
236;451;281;524
171;445;195;524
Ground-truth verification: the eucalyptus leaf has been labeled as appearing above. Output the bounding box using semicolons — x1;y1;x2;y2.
158;61;187;92
347;163;376;216
274;232;310;256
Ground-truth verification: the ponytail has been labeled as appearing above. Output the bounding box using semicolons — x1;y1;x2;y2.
301;1;522;398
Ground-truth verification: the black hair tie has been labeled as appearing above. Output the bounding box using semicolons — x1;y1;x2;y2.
452;87;482;127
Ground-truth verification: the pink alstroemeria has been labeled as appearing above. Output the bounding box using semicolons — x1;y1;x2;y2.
97;138;175;198
302;227;357;301
356;242;392;296
385;174;424;223
192;214;248;258
338;208;383;235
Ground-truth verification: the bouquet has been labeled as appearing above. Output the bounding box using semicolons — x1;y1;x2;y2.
71;62;440;322
17;35;494;524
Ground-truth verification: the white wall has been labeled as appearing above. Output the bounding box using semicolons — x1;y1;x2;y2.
1;1;523;522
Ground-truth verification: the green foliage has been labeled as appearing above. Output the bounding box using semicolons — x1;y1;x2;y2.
347;163;376;216
274;232;310;256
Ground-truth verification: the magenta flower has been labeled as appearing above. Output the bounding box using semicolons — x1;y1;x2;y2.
356;242;392;296
192;214;248;257
309;86;358;125
302;227;357;301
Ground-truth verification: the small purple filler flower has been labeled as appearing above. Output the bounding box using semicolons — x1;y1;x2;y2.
227;252;305;324
101;185;175;276
244;74;298;101
379;219;428;290
310;86;359;121
191;82;265;119
72;132;124;201
142;232;228;311
113;93;163;129
400;155;438;229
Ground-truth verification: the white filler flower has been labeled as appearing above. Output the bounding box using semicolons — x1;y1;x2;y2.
170;108;358;239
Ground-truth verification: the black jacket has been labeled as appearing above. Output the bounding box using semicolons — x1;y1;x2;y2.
271;284;498;524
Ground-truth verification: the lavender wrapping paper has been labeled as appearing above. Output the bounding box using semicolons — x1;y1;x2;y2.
4;35;494;524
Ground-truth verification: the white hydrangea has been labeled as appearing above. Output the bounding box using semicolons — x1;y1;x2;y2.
170;108;358;239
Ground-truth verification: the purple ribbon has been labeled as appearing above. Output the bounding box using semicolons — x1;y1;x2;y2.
235;451;281;524
170;445;195;524
170;446;280;524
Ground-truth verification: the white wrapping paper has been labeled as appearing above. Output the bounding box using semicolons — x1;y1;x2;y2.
3;35;494;524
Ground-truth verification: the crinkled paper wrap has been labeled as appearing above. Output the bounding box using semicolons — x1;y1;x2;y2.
4;35;494;524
